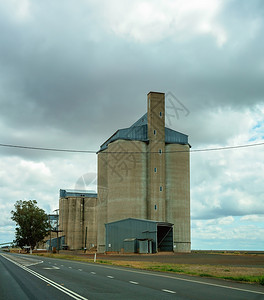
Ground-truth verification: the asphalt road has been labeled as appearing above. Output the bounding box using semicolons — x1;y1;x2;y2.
1;251;264;300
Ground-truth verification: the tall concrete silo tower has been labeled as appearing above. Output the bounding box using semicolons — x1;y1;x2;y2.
97;92;190;253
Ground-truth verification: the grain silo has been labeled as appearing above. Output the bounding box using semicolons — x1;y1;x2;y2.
97;92;191;253
59;189;97;250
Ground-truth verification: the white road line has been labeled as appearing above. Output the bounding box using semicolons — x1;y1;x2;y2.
78;269;82;271
107;275;114;279
69;267;72;269
162;289;176;294
84;263;264;296
1;254;88;300
43;266;60;270
0;254;43;267
129;281;139;285
25;261;43;267
91;272;96;275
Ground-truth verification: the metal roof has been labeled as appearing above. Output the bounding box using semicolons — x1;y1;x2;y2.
99;125;148;151
165;127;188;144
60;189;97;198
98;108;190;152
106;217;173;227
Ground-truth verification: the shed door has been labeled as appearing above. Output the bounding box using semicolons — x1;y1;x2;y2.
157;225;173;251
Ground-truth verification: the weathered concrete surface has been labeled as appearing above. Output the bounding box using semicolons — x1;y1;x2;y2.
147;92;166;221
166;143;190;252
59;196;97;250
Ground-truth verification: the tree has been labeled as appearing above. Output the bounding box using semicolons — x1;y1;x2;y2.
11;200;49;252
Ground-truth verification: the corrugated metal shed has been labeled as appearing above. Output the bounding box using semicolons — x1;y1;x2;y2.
45;236;65;250
105;218;173;253
60;189;97;198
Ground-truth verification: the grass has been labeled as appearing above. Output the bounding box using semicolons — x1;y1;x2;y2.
32;253;264;285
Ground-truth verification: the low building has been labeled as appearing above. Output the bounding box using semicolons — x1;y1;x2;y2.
105;218;173;253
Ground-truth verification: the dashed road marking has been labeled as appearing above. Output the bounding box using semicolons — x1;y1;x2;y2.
162;289;176;294
78;269;82;271
129;281;139;285
107;275;114;279
43;266;60;270
68;267;72;269
91;272;96;275
86;263;264;296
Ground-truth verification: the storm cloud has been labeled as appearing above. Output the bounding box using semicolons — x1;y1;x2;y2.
0;0;263;249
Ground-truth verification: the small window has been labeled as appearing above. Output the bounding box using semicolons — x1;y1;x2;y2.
160;186;163;192
154;167;157;173
154;205;157;210
159;112;162;117
159;149;162;154
154;129;156;135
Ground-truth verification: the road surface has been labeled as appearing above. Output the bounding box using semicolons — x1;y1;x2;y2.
1;251;264;299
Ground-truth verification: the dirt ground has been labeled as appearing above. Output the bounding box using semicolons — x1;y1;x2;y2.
62;251;264;267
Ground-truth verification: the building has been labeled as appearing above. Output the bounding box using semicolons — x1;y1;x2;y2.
59;91;191;253
59;189;97;250
97;91;190;253
105;218;174;253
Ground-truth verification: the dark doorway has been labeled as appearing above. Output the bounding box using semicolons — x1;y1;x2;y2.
157;224;173;251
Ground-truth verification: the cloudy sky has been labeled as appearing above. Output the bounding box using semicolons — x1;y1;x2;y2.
0;0;263;250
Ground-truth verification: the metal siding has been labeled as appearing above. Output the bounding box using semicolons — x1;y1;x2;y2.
124;239;137;253
46;236;65;250
100;125;148;151
60;189;97;198
165;128;188;144
119;125;148;141
139;240;149;254
105;219;158;252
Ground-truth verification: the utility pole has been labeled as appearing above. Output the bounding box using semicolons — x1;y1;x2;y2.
84;226;87;253
49;215;52;253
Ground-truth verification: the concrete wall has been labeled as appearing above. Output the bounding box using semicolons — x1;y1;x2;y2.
165;143;191;252
84;196;97;249
147;92;166;221
97;140;147;252
107;140;147;222
97;150;109;253
59;196;97;250
59;197;69;245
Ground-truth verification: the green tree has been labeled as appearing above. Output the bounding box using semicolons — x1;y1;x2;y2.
11;200;49;251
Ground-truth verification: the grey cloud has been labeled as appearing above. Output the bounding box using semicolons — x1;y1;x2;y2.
0;1;264;247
